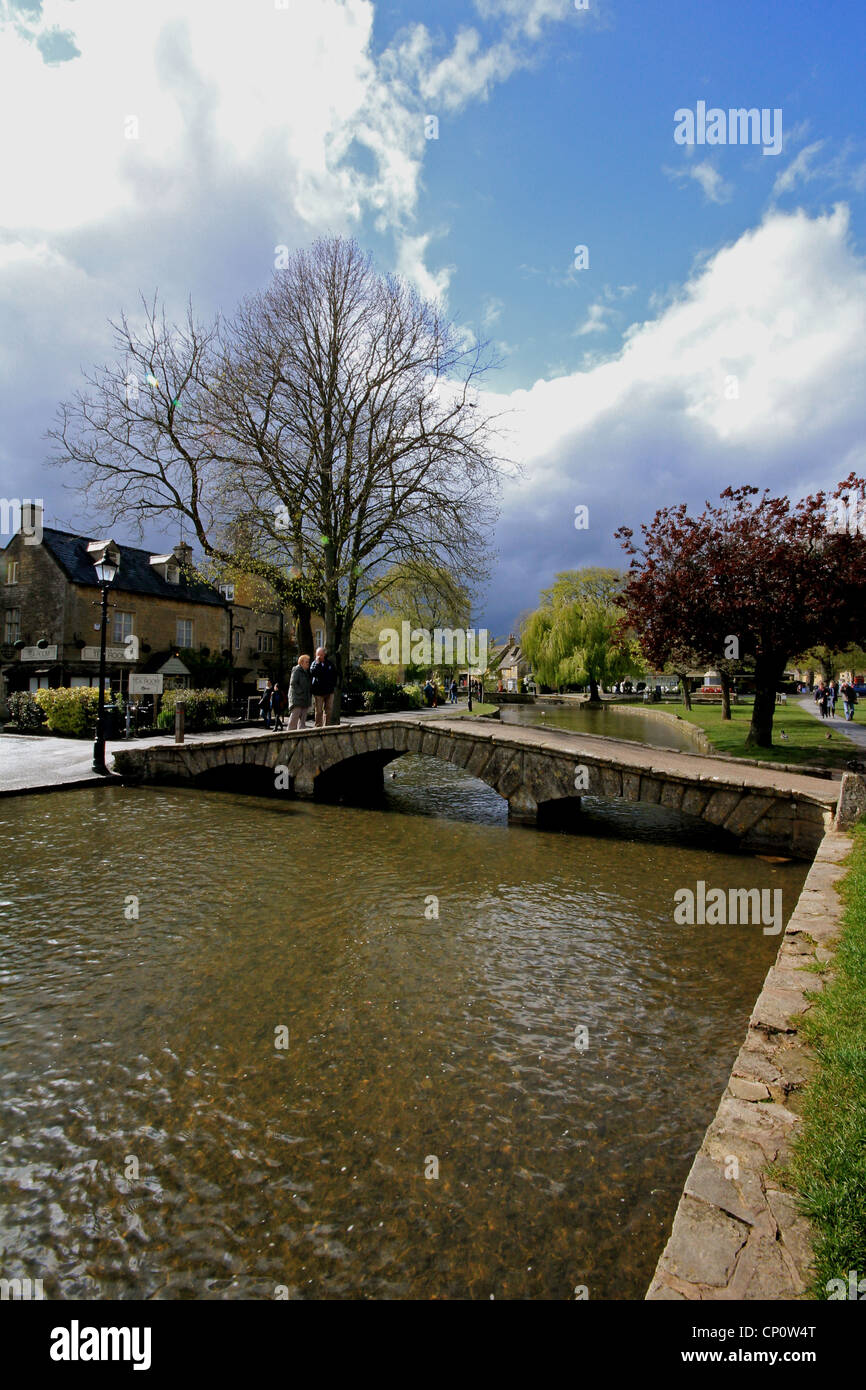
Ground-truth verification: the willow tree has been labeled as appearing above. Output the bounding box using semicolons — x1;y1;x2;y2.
521;567;641;703
50;236;502;714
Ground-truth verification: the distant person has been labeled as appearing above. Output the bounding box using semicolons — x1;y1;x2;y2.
841;681;858;722
449;678;458;704
815;682;829;718
258;678;274;729
828;681;838;716
287;655;312;730
310;646;337;727
423;678;434;707
271;682;286;731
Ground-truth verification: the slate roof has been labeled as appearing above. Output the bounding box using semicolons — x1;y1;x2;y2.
40;528;227;607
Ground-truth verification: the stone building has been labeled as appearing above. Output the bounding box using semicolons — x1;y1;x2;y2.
1;509;229;707
491;634;531;691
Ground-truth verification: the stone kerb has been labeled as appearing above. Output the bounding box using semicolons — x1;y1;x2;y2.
646;828;851;1301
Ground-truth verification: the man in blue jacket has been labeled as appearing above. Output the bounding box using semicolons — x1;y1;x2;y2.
310;646;338;726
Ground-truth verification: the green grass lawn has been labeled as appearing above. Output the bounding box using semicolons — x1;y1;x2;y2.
434;702;499;719
783;821;866;1296
658;700;860;770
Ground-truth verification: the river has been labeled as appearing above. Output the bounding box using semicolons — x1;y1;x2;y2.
499;699;700;751
0;749;806;1300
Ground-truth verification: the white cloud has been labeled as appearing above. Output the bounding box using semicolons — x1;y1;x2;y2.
772;140;826;198
575;302;611;335
482;295;504;328
664;159;733;204
483;207;866;617
395;231;453;304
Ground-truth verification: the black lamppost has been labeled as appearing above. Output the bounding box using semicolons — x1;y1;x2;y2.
91;549;119;774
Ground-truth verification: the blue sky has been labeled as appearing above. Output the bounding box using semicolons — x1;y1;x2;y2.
2;0;866;632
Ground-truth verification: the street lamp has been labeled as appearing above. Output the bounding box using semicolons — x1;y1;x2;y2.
91;548;119;774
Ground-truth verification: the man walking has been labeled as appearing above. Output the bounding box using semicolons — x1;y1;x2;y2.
310;646;337;727
287;654;312;730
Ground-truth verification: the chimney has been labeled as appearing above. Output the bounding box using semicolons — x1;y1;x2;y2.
173;541;193;569
20;499;44;545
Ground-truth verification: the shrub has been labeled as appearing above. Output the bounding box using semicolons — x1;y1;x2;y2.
32;686;124;736
6;690;46;731
401;683;425;709
157;687;227;731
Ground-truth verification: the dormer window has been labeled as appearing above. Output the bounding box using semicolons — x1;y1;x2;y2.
149;554;181;584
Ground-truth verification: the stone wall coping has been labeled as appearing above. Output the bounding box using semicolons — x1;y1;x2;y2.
646;828;852;1301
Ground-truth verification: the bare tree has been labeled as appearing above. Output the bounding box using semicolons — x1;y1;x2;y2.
50;236;504;714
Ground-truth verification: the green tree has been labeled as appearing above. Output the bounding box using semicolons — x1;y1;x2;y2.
521;567;642;703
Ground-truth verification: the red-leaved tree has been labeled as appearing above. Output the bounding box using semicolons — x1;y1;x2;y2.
615;478;866;748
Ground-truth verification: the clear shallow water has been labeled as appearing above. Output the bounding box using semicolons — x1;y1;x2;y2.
0;756;806;1300
499;701;700;752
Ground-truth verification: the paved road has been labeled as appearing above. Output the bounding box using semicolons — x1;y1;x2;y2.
0;703;468;797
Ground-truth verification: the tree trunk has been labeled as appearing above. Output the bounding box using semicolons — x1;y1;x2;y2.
746;659;783;748
294;601;314;661
720;670;732;721
678;674;692;711
587;674;602;705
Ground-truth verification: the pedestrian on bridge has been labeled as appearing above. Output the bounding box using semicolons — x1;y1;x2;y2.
311;647;338;727
272;682;286;731
258;678;274;729
288;655;312;730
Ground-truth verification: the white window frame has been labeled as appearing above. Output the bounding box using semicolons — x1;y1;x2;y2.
4;607;20;643
314;628;324;648
256;632;275;654
219;583;235;602
5;561;19;585
112;610;134;644
176;618;194;647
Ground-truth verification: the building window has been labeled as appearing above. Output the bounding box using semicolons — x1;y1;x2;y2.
234;629;241;650
219;583;235;602
176;618;193;647
256;632;274;653
166;565;179;585
4;608;20;643
112;610;134;644
314;628;324;648
5;561;19;585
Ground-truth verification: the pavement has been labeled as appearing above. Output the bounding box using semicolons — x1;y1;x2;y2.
795;694;866;749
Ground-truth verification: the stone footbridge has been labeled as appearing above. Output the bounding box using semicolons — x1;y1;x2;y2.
110;716;849;858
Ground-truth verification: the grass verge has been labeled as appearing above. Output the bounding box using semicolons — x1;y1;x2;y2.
650;700;859;770
784;821;866;1295
434;703;499;719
